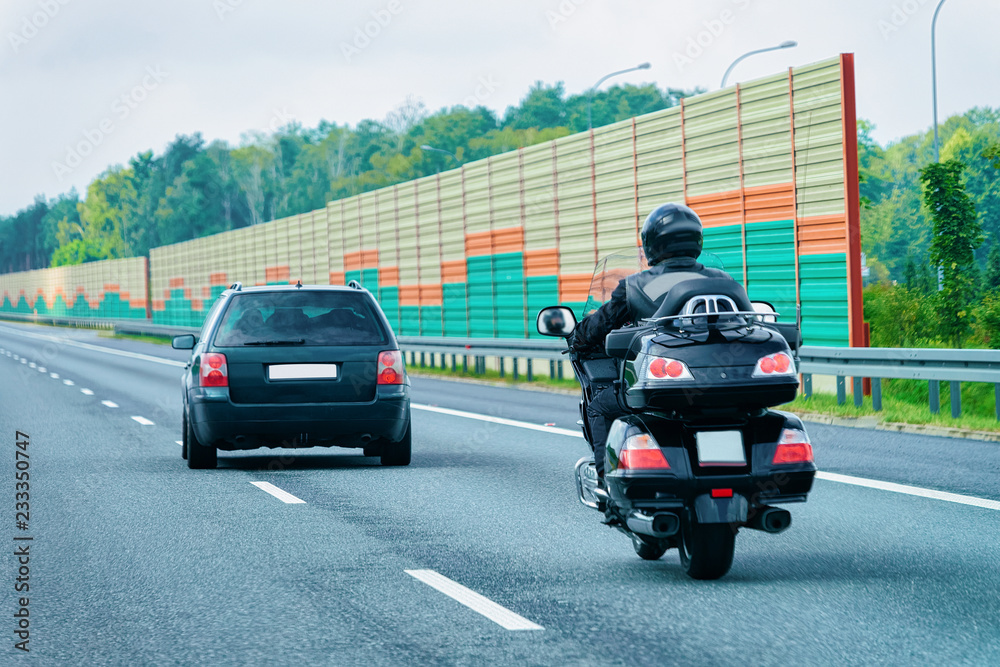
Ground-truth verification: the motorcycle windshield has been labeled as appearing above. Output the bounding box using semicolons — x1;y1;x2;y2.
583;249;724;315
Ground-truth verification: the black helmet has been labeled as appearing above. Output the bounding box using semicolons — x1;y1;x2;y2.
542;308;566;333
640;203;703;265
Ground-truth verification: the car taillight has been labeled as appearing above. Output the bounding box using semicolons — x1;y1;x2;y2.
200;352;228;387
646;357;692;381
377;350;404;385
618;434;670;470
773;428;813;464
753;352;795;377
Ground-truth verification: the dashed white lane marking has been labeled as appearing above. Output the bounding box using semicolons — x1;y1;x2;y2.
131;416;154;426
412;403;581;438
250;482;306;504
20;359;26;364
415;404;1000;512
405;569;544;631
50;372;59;379
37;367;47;373
101;400;119;408
816;471;1000;512
0;325;185;367
63;379;74;386
28;362;35;368
80;388;94;396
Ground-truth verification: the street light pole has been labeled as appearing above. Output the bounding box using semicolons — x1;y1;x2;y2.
420;145;460;164
931;0;948;162
720;40;797;89
587;62;651;131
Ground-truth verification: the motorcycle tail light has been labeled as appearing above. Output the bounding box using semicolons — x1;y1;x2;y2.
377;350;404;385
773;428;813;464
753;352;795;377
619;433;670;470
646;357;693;381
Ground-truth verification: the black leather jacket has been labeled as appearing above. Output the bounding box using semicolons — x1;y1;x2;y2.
571;256;732;354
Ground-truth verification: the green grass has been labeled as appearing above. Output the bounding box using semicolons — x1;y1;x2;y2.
98;331;173;346
789;377;1000;432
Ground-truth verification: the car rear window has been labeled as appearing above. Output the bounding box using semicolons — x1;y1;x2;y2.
213;291;388;347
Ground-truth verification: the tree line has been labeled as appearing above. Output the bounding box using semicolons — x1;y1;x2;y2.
0;82;692;273
863;122;1000;349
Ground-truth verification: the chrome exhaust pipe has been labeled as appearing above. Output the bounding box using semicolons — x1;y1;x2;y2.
748;507;792;533
626;512;680;538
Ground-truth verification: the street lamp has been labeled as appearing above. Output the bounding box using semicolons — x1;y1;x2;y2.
420;145;460;163
720;40;797;89
931;0;948;162
587;62;652;131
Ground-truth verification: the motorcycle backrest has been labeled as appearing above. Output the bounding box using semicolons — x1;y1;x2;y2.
650;278;753;320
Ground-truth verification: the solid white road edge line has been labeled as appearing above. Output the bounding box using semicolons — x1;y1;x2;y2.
405;569;544;631
250;482;306;504
411;403;582;438
131;416;155;426
815;471;1000;512
0;324;186;367
413;403;1000;512
101;400;119;408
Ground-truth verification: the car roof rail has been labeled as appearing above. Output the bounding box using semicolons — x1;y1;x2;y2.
229;281;242;291
348;280;362;290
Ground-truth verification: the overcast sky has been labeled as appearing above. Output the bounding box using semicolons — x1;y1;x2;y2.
1;0;997;217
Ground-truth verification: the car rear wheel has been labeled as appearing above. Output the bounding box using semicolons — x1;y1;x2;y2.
187;417;217;469
380;421;411;467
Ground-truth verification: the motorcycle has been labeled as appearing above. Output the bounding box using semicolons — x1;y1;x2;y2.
537;251;816;580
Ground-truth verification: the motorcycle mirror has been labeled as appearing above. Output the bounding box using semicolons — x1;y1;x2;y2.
536;306;577;337
751;301;777;323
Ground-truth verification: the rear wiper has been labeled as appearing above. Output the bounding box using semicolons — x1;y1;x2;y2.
243;339;306;346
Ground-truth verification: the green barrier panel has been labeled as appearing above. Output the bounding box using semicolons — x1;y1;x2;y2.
799;253;849;347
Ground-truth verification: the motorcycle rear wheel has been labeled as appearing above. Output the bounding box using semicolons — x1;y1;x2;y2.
631;535;669;561
678;520;736;580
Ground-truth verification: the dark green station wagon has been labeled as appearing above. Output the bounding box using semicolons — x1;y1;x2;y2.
172;282;411;469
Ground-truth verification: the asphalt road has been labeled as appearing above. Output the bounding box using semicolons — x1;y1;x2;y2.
1;321;998;665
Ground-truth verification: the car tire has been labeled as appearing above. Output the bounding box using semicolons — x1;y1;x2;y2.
181;410;189;460
187;416;217;469
380;420;411;467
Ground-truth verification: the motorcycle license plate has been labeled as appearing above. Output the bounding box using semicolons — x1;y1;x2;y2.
695;431;745;466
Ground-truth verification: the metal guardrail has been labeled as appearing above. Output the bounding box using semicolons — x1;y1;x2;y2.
797;346;1000;419
3;312;998;419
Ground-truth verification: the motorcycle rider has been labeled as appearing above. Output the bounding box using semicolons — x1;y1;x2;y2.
541;308;568;336
570;203;735;480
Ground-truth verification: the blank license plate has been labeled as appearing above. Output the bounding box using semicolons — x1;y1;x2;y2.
696;431;745;466
268;364;338;380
